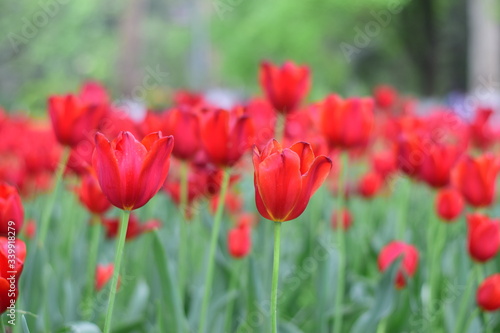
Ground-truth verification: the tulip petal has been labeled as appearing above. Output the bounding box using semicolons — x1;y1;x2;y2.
201;110;229;165
93;133;123;209
228;116;254;165
141;132;162;151
289;142;315;175
136;135;174;209
256;149;302;221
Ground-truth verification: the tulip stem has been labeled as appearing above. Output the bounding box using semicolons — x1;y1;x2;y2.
82;216;101;320
271;222;282;333
455;264;479;333
224;259;243;333
103;209;130;333
332;152;348;333
178;161;189;299
198;168;231;333
38;146;70;248
275;113;286;143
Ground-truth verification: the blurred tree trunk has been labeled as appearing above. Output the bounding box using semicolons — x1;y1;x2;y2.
467;0;500;96
117;0;148;97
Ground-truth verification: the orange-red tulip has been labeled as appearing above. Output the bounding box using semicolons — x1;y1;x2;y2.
0;182;24;237
320;95;374;149
453;154;500;207
93;131;174;211
253;140;332;222
477;274;500;312
259;61;310;114
435;188;464;222
378;241;419;288
467;213;500;263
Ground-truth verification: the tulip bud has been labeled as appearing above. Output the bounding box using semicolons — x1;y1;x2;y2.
331;209;353;231
0;182;24;237
227;217;252;258
467;213;500;263
477;274;500;312
378;241;419;288
435;188;464;222
358;171;383;198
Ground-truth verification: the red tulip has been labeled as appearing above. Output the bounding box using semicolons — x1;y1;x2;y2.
173;90;204;108
253;140;332;222
200;109;254;167
320;95;374;149
0;237;25;314
95;264;116;291
378;241;419;288
259;61;310;114
396;131;425;177
331;209;353;231
0;182;24;237
467;213;500;263
453;154;500;207
358;171;383;198
227;217;252;258
80;81;110;106
101;214;161;241
163;108;201;160
373;85;397;109
93;131;174;210
23;220;36;239
435;188;464;222
48;94;108;147
469;107;497;150
419;144;461;188
76;171;111;215
477;274;500;312
371;149;397;179
210;190;243;216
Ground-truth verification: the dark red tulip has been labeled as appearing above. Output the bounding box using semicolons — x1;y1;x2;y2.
374;85;397;109
93;131;174;211
358;171;383;198
48;94;108;147
419;144;462;188
95;264;116;291
0;237;25;314
453;154;500;207
101;214;161;241
163;108;201;160
253;140;332;222
435;188;464;222
378;241;419;289
467;213;500;263
259;61;310;113
477;274;500;312
227;216;252;258
331;209;353;231
320;95;374;149
200;109;254;167
0;182;24;237
76;171;111;215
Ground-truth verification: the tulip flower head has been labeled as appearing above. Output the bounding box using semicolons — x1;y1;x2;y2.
477;274;500;312
331;209;353;231
0;237;26;314
253;139;332;222
467;213;500;263
76;170;112;215
93;131;174;211
435;188;464;222
0;182;24;237
378;241;419;288
163;108;201;160
227;216;252;258
95;264;116;291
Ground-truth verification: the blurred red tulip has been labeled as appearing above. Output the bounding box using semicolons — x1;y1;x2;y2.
371;149;398;179
76;171;111;215
320;95;374;149
200;109;254;167
477;274;500;312
0;237;25;314
453;154;500;207
396;131;425;177
227;217;252;258
373;85;397;109
469;107;497;150
173;90;204;108
467;213;500;263
80;81;110;105
331;209;353;231
95;264;116;291
378;241;419;288
163;108;201;160
358;171;383;198
93;131;174;210
435;188;464;222
419;144;462;188
210;190;243;216
23;220;36;239
0;182;24;237
101;214;161;241
259;61;310;114
253;140;332;222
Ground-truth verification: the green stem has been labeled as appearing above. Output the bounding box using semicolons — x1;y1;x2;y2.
103;210;131;333
275;113;286;143
397;178;411;240
198;168;231;333
455;266;477;333
271;222;282;333
224;259;242;333
82;217;101;320
376;316;388;333
38;147;70;248
1;315;5;333
428;214;447;328
333;152;348;333
178;161;189;299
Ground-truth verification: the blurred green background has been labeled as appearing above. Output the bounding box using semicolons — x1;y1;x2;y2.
0;0;481;113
